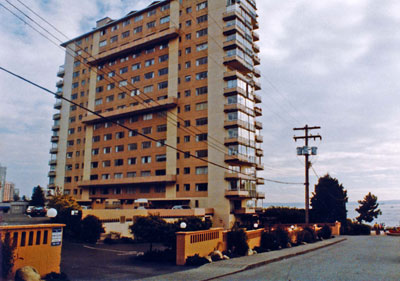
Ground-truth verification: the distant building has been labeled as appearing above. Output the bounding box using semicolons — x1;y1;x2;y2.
0;163;6;203
48;0;263;228
3;182;15;202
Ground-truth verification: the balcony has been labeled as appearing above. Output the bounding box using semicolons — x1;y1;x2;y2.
224;120;253;131
254;106;262;116
51;125;60;131
224;103;247;113
253;21;259;30
234;207;256;215
87;27;179;65
49;147;58;154
47;183;56;189
223;6;245;22
256;163;264;170
54;101;62;109
56;80;64;87
254;93;262;103
51;136;59;142
224;86;247;97
48;171;56;177
48;159;57;165
254;67;261;78
223;55;253;74
83;97;178;124
223;70;249;81
256;148;263;157
255;134;263;142
253;43;260;53
256;178;265;185
223;39;246;51
255;121;263;130
225;189;251;198
254;80;261;90
256;192;266;199
252;31;260;42
224;172;254;181
224;136;251;146
79;175;177;188
57;65;65;77
223;24;239;35
224;154;256;165
253;55;260;66
53;113;61;120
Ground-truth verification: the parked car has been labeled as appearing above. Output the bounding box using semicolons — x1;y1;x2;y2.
172;205;191;209
30;206;47;217
26;206;35;215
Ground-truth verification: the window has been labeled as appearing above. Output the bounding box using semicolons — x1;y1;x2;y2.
185;61;191;68
157;124;167;132
92;148;99;155
90;175;98;180
158;68;168;76
196;133;207;141
196;71;208;80
123;19;130;26
107;83;115;90
196;166;208;175
120;67;128;74
186;7;192;13
127;172;136;178
116;131;125;139
141;156;151;164
115;145;124;152
114;173;123;179
134;14;143;22
118;92;126;99
72;71;80;78
99;40;107;47
156;154;166;162
196;149;208;158
108;71;115;77
72;82;79;89
131;75;140;83
128;157;136;165
106;95;114;102
185;90;191;97
197;2;207;10
134;26;142;34
102;174;110;180
196;183;208;191
129;129;138;137
148;9;156;16
103;160;111;167
144;72;154;79
145;47;155;54
184;135;190;142
114;159;124;166
147;21;156;28
130;63;141;72
160;15;170;24
186;33;192;40
185;47;191;54
110;35;118;43
184;104;191;112
196;102;208;111
197;28;208;38
119;80;128;87
184;151;190;158
157;139;166;147
197;14;208;24
145;59;155;67
184;184;190;191
196;42;208;51
186;20;192;26
130;116;139;123
184;120;190;127
111;24;119;31
196;57;208;66
158;81;168;89
142;127;152;134
143;85;153;93
196;117;208;126
92;135;100;143
185;75;191;82
143;113;153;120
159;54;168;62
160;3;170;11
142;141;151;149
103;147;112;154
196;87;208;96
128;143;137;151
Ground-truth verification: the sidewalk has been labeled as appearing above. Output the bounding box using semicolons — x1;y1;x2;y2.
145;236;346;281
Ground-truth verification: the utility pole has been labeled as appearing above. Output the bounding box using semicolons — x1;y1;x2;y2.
293;125;321;225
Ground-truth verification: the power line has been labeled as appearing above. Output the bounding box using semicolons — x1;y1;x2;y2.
0;66;304;186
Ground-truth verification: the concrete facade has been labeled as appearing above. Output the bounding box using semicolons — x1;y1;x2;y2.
48;0;263;228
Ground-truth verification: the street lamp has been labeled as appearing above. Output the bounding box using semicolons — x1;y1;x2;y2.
180;222;187;229
47;208;57;218
253;223;259;229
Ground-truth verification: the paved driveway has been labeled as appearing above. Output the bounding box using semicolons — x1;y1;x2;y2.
216;236;400;281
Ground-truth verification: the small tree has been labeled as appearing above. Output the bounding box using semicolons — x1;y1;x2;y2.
1;232;15;279
80;215;104;243
130;215;168;252
13;193;20;202
355;192;382;223
30;185;46;207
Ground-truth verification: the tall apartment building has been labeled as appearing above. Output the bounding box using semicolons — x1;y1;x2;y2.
0;163;6;203
49;0;264;228
2;182;15;202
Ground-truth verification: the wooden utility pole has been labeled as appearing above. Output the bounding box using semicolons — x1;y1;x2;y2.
293;125;322;225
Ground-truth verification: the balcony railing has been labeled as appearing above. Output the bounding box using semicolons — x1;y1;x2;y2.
56;80;63;87
57;65;65;77
54;101;62;109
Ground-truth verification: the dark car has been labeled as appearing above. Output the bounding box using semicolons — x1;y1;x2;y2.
30;206;47;217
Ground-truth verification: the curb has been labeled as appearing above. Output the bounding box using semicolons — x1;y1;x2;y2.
203;237;347;281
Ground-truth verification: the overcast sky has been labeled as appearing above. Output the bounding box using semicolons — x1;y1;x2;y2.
1;0;399;204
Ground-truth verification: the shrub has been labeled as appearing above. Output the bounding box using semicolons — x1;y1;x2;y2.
80;215;105;243
1;232;15;279
227;228;249;256
318;225;332;239
260;232;279;251
297;227;317;244
186;254;210;266
275;227;290;248
103;238;115;245
130;215;169;252
43;272;70;281
351;223;371;235
138;249;175;263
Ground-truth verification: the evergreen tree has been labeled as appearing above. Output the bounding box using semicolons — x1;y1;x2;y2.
355;192;382;223
30;185;45;206
311;174;348;224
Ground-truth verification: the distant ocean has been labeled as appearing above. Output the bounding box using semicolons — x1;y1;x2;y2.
263;200;400;227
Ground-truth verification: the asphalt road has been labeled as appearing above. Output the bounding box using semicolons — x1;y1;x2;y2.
215;236;400;281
